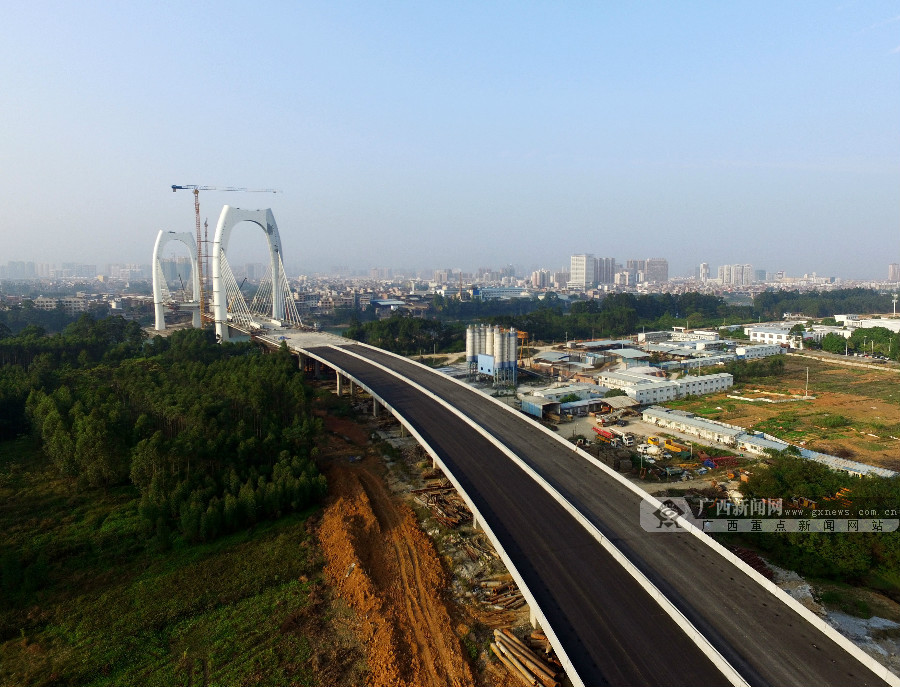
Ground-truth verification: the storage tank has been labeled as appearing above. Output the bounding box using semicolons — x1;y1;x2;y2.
485;325;494;357
502;328;511;369
509;329;518;369
465;326;475;363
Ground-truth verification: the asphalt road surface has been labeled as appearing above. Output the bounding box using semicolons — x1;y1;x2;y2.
305;343;894;687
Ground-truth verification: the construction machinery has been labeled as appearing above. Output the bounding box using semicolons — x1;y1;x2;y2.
171;185;278;322
517;330;529;364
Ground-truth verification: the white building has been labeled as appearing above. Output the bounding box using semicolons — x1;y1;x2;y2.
642;406;744;446
735;344;783;359
671;328;720;342
33;296;90;316
746;325;794;346
598;366;732;404
568;254;597;291
532;384;605;403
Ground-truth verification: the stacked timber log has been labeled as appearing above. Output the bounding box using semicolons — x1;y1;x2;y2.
465;535;499;561
481;580;526;610
411;481;472;528
491;629;561;687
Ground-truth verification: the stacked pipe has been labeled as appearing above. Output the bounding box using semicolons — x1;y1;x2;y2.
491;628;561;687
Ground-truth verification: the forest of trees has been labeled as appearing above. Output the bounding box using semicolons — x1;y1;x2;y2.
753;288;894;320
733;452;900;586
0;315;325;550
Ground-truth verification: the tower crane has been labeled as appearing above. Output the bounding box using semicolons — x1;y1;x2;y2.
171;185;278;323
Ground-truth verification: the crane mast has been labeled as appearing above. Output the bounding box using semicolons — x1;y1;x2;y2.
171;185;279;323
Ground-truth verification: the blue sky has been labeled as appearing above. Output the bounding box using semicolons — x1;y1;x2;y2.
2;1;898;279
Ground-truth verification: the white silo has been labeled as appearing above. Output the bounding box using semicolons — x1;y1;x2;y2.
465;325;475;363
494;326;503;369
485;325;494;357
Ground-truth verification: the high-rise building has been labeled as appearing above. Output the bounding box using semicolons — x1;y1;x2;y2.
614;270;632;286
569;254;598;290
597;257;616;284
716;263;754;286
699;263;710;282
530;269;551;288
644;258;668;283
890;264;900;282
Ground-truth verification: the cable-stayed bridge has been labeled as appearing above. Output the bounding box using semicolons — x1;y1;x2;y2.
153;205;301;337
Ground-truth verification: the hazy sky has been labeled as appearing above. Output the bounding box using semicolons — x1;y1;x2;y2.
2;1;898;279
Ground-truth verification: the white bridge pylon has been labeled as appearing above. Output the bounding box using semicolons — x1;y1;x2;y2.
152;230;201;331
211;205;301;342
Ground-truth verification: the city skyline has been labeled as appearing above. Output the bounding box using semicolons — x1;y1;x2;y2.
2;3;899;279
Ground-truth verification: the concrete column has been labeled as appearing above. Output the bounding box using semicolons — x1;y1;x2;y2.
399;423;408;438
373;399;380;418
313;360;321;378
349;381;355;396
298;353;307;371
336;374;343;396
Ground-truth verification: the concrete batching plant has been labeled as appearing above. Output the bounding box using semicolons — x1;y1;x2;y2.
465;324;518;386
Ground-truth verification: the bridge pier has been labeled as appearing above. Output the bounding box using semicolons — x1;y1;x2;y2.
529;606;541;630
336;374;343;396
314;360;321;378
373;399;380;418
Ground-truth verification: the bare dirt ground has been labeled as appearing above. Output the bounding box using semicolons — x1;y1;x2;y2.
318;458;474;687
315;411;525;687
671;356;900;470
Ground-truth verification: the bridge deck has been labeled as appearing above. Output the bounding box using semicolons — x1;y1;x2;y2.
298;340;893;687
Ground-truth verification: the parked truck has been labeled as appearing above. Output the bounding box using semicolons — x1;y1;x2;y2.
592;426;619;447
609;428;635;447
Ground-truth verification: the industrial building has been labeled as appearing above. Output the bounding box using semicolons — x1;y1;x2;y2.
735;344;783;359
598;366;733;404
466;324;519;385
642;406;744;445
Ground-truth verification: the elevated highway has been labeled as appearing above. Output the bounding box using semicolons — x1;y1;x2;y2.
263;332;898;687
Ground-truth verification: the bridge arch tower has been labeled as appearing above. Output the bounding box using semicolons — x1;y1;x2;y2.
152;230;201;331
211;205;293;342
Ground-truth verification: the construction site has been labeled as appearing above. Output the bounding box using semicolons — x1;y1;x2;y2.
314;388;569;687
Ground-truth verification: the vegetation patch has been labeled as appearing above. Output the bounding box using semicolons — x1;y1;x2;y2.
0;316;358;686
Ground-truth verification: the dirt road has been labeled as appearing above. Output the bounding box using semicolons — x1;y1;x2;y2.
318;454;474;687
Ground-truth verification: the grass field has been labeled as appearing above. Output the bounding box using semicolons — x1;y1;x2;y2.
667;356;900;469
0;437;363;687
